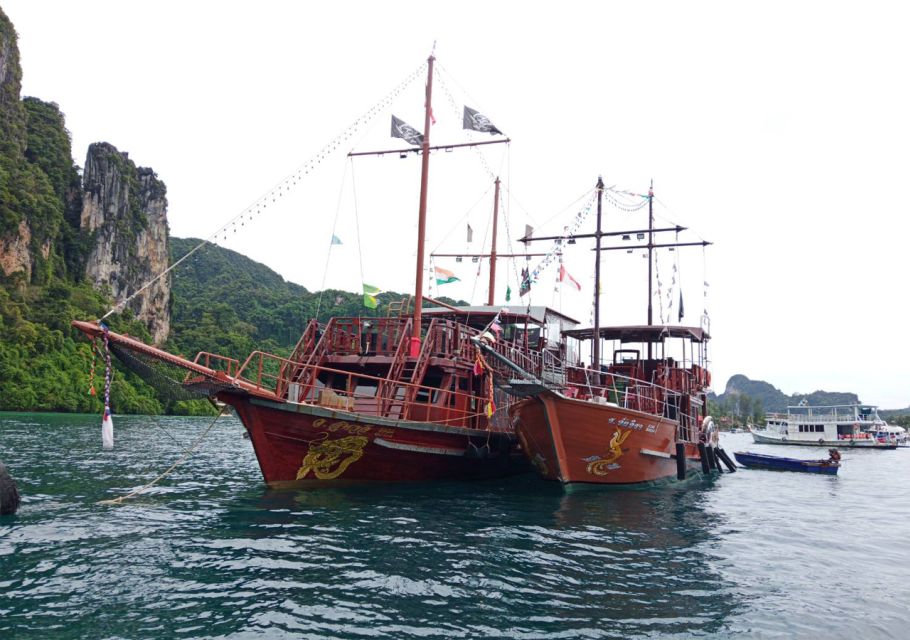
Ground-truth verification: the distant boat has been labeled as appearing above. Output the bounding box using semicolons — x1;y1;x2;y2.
750;403;898;449
865;421;909;447
733;450;840;475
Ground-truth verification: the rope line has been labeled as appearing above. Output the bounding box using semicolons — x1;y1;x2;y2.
315;160;354;322
100;61;428;322
97;408;227;506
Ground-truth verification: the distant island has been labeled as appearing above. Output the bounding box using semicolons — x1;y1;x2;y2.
709;375;910;428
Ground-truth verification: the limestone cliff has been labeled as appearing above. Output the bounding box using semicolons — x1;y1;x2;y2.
81;143;171;343
0;8;26;156
0;8;31;279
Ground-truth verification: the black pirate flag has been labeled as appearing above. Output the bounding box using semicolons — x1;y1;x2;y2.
463;106;502;135
391;115;424;146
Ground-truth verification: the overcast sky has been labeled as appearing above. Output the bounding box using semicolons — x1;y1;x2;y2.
5;1;909;408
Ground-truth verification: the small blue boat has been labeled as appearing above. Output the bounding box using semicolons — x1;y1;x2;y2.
733;449;841;475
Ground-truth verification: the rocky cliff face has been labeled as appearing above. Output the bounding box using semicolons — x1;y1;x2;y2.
0;9;26;156
81;143;171;343
0;9;31;279
1;8;172;343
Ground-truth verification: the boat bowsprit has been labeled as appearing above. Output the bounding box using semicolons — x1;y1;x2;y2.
733;449;841;475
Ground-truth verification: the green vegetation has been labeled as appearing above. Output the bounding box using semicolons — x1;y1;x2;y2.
0;277;163;413
708;392;765;428
167;237;423;364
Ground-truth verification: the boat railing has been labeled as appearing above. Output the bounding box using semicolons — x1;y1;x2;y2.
316;316;412;357
541;349;566;386
234;350;496;428
423;319;480;360
782;411;878;425
482;338;551;380
190;352;241;378
563;364;702;424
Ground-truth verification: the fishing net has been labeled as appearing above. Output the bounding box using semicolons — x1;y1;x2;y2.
107;342;239;402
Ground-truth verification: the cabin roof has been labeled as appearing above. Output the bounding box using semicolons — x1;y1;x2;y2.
562;324;709;343
423;305;580;327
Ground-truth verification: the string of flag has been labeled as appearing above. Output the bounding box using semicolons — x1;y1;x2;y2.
519;193;596;297
101;61;429;322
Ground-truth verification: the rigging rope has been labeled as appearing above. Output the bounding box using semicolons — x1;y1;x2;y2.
429;185;494;254
315;160;354;322
100;61;429;322
351;159;367;310
97;407;228;505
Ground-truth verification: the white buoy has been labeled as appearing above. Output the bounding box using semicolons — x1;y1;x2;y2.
102;406;114;450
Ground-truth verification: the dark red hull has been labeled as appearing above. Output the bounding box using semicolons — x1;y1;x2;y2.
512;393;704;486
225;394;526;485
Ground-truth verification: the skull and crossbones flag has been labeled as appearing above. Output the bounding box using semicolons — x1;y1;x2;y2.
463;106;502;135
391;115;424;146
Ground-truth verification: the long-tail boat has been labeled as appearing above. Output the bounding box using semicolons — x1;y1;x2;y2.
73;55;579;484
475;178;732;487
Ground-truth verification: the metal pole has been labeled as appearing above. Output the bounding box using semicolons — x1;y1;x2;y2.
411;55;435;357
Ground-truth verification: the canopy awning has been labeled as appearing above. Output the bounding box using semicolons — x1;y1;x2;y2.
562;324;709;343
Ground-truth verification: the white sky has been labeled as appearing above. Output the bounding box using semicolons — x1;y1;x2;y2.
5;1;909;408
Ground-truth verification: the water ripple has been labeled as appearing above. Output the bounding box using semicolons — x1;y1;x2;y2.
2;416;909;638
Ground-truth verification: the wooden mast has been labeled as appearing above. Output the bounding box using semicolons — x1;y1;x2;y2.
487;177;501;305
593;177;604;372
646;180;654;360
432;177;547;303
647;179;655;327
411;54;435;357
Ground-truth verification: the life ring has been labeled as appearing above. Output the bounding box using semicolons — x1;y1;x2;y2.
818;438;824;445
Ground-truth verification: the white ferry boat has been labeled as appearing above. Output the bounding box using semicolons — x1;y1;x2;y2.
750;404;898;449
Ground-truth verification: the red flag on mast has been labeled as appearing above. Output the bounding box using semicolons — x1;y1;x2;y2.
559;265;581;291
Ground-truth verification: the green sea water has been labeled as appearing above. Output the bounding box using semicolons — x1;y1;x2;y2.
1;412;908;639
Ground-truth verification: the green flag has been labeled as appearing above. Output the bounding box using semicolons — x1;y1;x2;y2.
363;283;381;309
506;285;511;302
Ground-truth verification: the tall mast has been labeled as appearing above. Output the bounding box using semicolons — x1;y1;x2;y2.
487;177;501;306
593;177;604;371
647;179;654;327
411;54;435;357
646;180;654;360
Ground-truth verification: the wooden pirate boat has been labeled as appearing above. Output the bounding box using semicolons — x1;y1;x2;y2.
73;55;579;484
475;179;730;487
